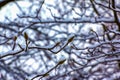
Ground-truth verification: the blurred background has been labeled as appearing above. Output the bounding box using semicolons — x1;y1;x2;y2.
0;0;120;80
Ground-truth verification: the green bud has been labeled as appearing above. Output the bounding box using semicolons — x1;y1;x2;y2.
68;36;74;42
42;73;49;77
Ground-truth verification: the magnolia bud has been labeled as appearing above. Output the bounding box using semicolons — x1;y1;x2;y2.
58;59;66;65
24;32;28;40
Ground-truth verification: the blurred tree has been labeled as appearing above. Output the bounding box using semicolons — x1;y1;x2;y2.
0;0;120;80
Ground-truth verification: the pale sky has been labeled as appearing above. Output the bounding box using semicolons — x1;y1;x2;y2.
0;0;56;21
